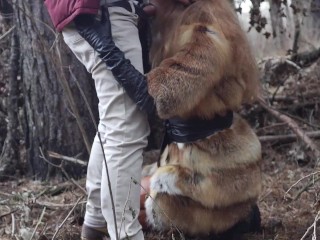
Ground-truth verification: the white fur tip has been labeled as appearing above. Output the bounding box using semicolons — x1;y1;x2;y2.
176;143;185;150
150;171;182;195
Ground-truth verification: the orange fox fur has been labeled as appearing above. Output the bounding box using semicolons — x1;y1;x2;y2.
144;0;262;236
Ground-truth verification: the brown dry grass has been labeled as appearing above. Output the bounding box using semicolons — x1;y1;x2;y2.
1;143;320;240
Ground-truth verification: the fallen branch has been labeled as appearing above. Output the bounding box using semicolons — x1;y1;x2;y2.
39;147;69;179
256;123;288;134
279;112;320;130
39;148;86;195
48;151;87;166
259;97;320;161
35;179;86;198
259;131;320;143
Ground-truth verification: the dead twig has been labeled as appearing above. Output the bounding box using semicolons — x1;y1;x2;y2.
70;178;86;195
48;151;87;166
11;213;15;237
300;210;320;240
0;25;15;41
293;177;320;201
52;196;83;240
259;97;320;162
259;131;320;143
284;171;320;199
39;147;70;179
38;223;48;240
29;207;46;240
39;147;86;195
35;179;86;199
276;107;320;129
256;122;289;134
119;179;134;239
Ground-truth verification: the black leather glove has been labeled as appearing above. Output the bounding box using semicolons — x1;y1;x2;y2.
74;11;155;114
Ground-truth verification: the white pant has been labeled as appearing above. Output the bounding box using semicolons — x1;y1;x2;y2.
62;5;150;240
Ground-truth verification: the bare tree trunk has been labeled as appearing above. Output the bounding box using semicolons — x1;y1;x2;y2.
268;0;287;50
5;0;98;180
309;0;320;45
289;0;320;66
291;0;301;55
291;0;317;53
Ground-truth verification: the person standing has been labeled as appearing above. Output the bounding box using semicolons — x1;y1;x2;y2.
45;1;150;239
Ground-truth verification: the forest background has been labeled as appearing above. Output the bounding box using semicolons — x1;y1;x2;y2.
0;0;320;239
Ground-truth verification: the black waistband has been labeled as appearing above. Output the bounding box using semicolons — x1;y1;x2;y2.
165;111;234;144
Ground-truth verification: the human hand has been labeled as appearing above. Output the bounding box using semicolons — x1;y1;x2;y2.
75;10;155;114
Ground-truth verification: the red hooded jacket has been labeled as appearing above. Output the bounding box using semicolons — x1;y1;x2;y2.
44;0;100;32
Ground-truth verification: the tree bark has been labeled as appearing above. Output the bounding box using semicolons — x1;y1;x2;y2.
0;0;13;23
291;0;317;54
0;29;20;181
8;0;98;180
268;0;287;50
309;0;320;45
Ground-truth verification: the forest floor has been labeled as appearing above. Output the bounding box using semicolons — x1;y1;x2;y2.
1;58;320;240
0;138;320;240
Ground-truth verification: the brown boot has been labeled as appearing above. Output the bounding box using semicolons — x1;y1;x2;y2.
81;224;109;240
